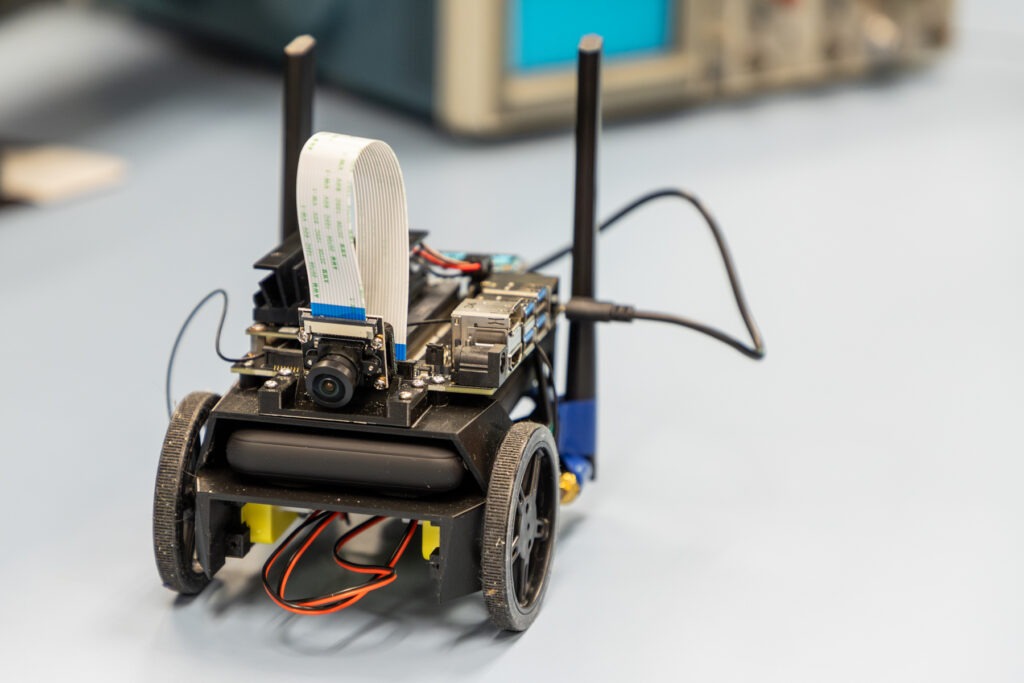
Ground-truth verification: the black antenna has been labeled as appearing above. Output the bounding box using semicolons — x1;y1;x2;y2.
281;35;316;242
565;35;602;406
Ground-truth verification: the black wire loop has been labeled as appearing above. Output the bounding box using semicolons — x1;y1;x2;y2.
530;188;764;360
165;288;263;418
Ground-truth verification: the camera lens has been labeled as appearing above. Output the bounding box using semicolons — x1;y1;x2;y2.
305;351;360;408
315;376;341;400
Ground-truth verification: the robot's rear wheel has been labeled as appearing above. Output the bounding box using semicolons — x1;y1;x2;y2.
481;421;560;631
153;391;220;595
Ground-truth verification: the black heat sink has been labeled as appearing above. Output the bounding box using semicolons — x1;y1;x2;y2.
252;230;429;326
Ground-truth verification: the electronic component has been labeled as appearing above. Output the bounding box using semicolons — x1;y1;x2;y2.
157;33;765;634
451;297;526;388
294;131;411;357
449;273;557;388
299;311;395;407
116;0;954;136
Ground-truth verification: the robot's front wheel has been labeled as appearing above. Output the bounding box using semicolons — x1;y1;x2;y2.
481;421;560;632
153;391;221;595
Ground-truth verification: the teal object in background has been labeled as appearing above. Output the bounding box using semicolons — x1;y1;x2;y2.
107;0;438;115
507;0;674;72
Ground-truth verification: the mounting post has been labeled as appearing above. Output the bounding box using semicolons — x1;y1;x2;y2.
559;35;602;485
565;35;601;405
281;34;315;242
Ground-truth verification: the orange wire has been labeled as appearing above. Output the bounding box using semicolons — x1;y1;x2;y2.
419;243;466;264
414;246;482;272
331;516;391;573
278;512;339;597
262;513;420;615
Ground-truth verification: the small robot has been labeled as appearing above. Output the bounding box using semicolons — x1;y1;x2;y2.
154;35;763;631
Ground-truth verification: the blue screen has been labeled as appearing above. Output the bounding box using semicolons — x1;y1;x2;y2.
507;0;675;72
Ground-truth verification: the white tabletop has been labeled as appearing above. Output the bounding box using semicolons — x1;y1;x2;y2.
1;2;1022;681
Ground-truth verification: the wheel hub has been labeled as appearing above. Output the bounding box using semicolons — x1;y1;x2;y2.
511;450;553;607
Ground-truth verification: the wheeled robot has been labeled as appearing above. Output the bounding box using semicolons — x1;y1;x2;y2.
153;35;763;631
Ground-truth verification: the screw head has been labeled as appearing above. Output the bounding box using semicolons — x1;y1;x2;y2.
371;335;384;350
366;364;377;374
411;378;426;388
297;328;311;343
399;390;413;400
264;380;279;389
431;374;446;384
278;368;293;377
251;323;266;332
373;376;387;390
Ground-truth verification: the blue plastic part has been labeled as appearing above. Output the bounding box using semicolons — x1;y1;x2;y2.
557;398;596;486
561;452;593;486
536;312;548;330
524;326;536;344
524;299;536;316
308;304;404;359
507;0;674;72
311;303;366;320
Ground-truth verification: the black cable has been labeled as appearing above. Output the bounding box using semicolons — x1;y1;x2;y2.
165;288;264;418
529;188;696;272
563;296;764;360
407;318;452;327
634;310;762;359
261;511;342;613
262;512;419;614
534;345;560;441
532;350;553;431
532;188;764;360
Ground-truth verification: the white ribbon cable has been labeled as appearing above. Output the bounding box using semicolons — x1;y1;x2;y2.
296;132;410;359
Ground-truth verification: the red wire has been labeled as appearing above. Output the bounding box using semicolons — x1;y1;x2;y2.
419;243;465;264
279;512;340;597
413;246;482;272
263;512;420;615
332;516;391;573
264;520;407;614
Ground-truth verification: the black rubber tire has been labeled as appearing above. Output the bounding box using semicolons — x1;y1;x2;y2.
153;391;220;594
482;421;560;632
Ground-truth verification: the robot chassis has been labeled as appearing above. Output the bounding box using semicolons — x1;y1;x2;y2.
154;36;608;631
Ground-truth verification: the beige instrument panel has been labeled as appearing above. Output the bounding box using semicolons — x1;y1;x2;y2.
437;0;954;136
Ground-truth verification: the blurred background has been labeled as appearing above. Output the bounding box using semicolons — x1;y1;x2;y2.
1;1;1022;681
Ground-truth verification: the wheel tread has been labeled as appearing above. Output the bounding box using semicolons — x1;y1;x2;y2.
153;391;220;594
481;421;558;631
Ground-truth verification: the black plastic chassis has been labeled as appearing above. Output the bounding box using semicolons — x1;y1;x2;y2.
194;334;555;603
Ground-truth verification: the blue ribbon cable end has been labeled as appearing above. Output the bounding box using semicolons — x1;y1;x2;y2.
308;305;404;360
311;303;366;320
